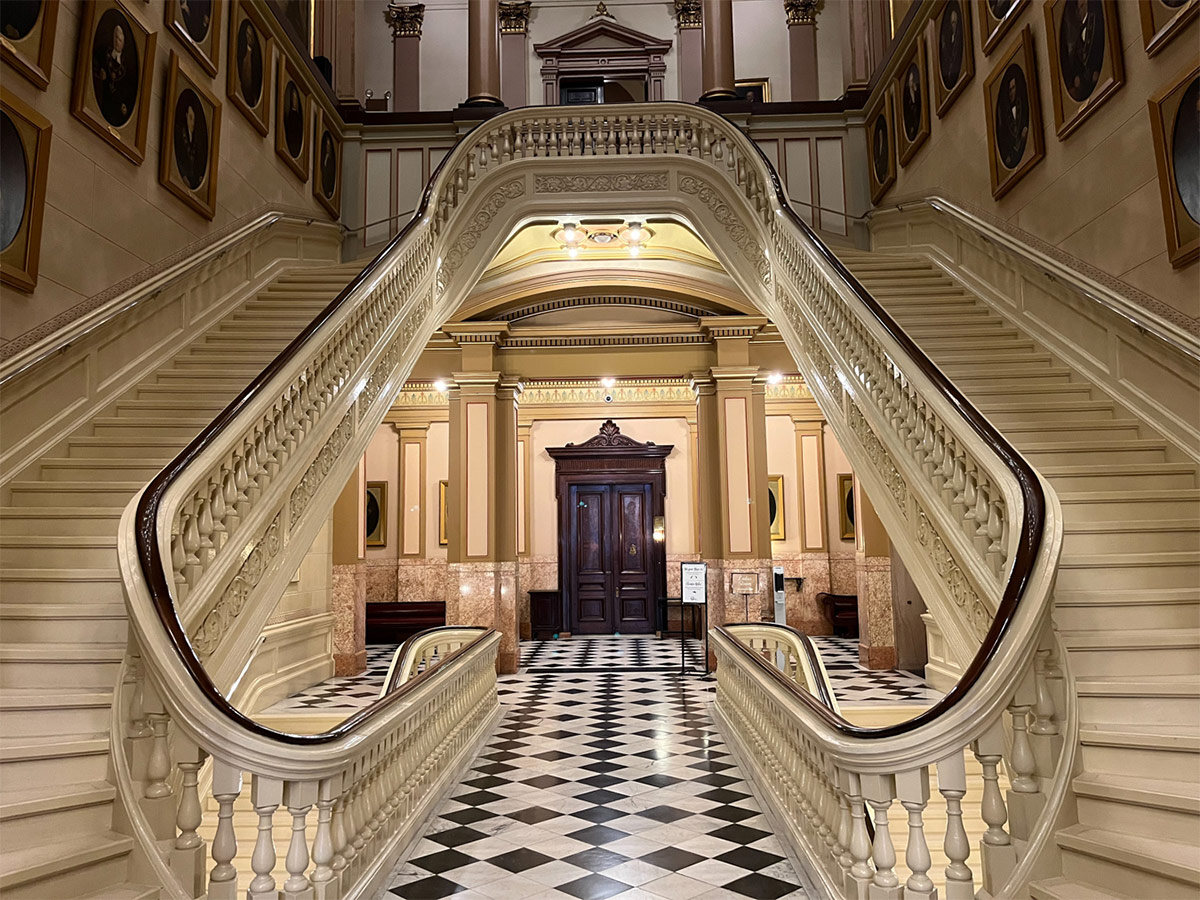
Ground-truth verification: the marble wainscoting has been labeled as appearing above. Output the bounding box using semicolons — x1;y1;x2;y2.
517;556;557;639
771;551;834;635
448;560;521;674
665;553;701;597
394;557;450;603
364;557;399;603
331;563;367;676
829;548;858;595
855;552;896;670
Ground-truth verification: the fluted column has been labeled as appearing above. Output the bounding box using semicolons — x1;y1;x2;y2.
464;0;502;106
700;0;736;100
385;3;424;111
785;0;819;100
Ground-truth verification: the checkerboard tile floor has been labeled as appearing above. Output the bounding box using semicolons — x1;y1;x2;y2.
381;642;811;900
521;636;707;674
810;636;942;705
258;644;399;714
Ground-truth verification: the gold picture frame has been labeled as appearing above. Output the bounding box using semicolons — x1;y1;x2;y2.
867;93;897;204
228;0;272;136
0;86;52;293
1148;62;1200;268
159;51;222;220
1;0;59;90
983;25;1045;199
71;0;157;165
165;0;222;77
365;481;387;547
837;473;856;542
979;0;1028;55
1138;0;1198;57
767;474;785;541
274;55;310;181
1044;0;1124;140
895;37;931;166
734;78;771;103
933;0;975;117
438;480;448;546
312;109;342;218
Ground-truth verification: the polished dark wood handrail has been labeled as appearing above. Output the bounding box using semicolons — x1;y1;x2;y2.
379;626;483;696
721;622;840;712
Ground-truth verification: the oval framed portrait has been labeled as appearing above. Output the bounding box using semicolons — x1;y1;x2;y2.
275;56;311;182
159;51;222;220
1044;0;1124;139
933;0;975;117
0;0;58;90
979;0;1029;55
227;0;273;136
165;0;221;77
312;111;342;218
868;94;896;204
1148;62;1200;267
983;25;1045;198
0;86;51;293
894;39;930;165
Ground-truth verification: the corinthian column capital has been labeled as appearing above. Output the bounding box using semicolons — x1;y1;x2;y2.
785;0;820;26
384;2;425;39
499;1;531;35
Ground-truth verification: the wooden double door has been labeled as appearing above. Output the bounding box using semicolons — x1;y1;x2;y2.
565;482;656;635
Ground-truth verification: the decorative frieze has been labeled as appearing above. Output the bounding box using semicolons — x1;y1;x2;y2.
679;175;771;285
673;0;702;29
499;1;531;35
534;173;669;193
384;3;425;39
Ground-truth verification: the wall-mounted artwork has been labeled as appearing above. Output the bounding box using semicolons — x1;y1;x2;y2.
366;481;387;547
979;0;1028;54
1044;0;1123;139
734;78;770;103
72;0;156;164
933;0;974;117
438;480;448;546
767;475;785;541
275;55;310;181
1;0;59;89
267;0;310;58
895;38;930;165
1138;0;1198;57
159;52;221;220
1148;63;1199;268
0;87;51;293
983;25;1045;199
312;110;342;218
166;0;221;77
837;474;856;541
868;94;896;204
228;0;272;135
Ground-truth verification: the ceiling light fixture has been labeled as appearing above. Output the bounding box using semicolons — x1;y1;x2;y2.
626;221;644;243
628;244;641;258
767;372;784;384
567;245;579;259
562;222;579;244
433;378;448;392
601;376;616;389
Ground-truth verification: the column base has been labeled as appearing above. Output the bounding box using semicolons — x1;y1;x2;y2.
699;89;738;101
459;94;504;107
334;650;368;676
857;644;897;670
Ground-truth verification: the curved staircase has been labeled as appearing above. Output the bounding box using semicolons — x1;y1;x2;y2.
836;248;1200;900
0;260;362;900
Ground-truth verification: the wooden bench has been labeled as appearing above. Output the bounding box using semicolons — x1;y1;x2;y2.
817;592;859;638
366;601;446;644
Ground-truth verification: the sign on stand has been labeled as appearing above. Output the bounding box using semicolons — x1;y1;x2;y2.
679;562;708;675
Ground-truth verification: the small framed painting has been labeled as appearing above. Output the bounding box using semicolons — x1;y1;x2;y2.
0;86;52;293
227;0;272;135
983;25;1045;199
1138;0;1197;57
1;0;59;90
734;78;771;103
979;0;1028;54
438;480;448;546
933;0;974;117
837;474;856;541
312;110;342;218
366;481;387;547
1148;62;1199;268
275;55;310;181
767;475;785;541
165;0;221;77
867;94;897;204
159;52;222;220
895;38;931;165
1044;0;1123;139
71;0;157;165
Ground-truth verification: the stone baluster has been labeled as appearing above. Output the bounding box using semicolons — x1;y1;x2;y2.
144;707;172;800
841;769;874;898
895;767;936;900
1007;700;1038;793
1031;647;1059;736
208;761;243;900
248;776;283;900
283;780;317;899
172;739;208;897
861;773;901;900
973;721;1018;893
937;750;975;900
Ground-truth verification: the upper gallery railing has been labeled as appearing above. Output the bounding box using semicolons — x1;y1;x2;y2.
116;101;1065;898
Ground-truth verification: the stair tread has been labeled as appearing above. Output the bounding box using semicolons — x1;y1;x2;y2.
1;567;122;579
0;643;125;659
0;780;115;819
1062;520;1199;533
78;883;161;900
1061;627;1199;647
0;536;119;548
0;688;114;708
1075;674;1200;694
0;831;133;886
1028;875;1130;900
1080;722;1200;749
1059;550;1200;565
1072;772;1200;811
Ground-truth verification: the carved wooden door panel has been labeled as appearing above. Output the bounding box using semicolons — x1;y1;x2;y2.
569;484;612;634
613;483;653;634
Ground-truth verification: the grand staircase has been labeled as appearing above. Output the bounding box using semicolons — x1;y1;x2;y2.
837;248;1200;900
0;260;362;900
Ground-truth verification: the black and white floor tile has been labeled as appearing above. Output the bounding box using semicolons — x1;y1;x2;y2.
258;644;400;714
381;640;811;900
810;636;942;705
521;636;707;674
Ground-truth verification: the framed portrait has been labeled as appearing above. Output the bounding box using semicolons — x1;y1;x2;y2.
933;0;975;117
1;0;59;90
983;25;1045;199
867;94;897;204
1044;0;1123;139
227;0;272;135
275;56;310;181
72;0;157;165
1138;0;1198;57
365;481;387;547
837;474;856;541
767;475;785;541
159;52;222;220
1148;62;1200;268
267;0;310;58
734;78;771;103
438;480;448;546
0;87;51;293
312;110;342;218
979;0;1028;54
895;39;931;165
165;0;221;77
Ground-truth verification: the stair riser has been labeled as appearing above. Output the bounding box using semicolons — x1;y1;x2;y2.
67;442;178;459
1060;850;1198;900
1057;564;1199;592
1079;743;1200;783
0;518;122;537
88;423;204;440
1075;796;1199;841
1;802;116;850
0;660;122;689
113;403;225;420
1062;530;1200;553
979;408;1115;425
7;487;134;507
952;373;1075;388
0;544;122;568
0;580;123;603
39;465;164;484
1060;497;1200;521
2;852;130;900
1039;471;1196;491
898;324;1015;338
904;338;1035;352
1078;694;1200;726
1064;646;1199;677
1054;603;1200;631
136;387;245;403
1025;447;1168;466
0;703;112;737
0;616;127;643
150;374;254;389
0;752;111;783
938;356;1055;370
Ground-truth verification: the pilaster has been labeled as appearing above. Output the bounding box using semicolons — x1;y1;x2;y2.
674;0;703;102
785;0;820;100
330;465;366;676
499;1;530;108
384;3;424;111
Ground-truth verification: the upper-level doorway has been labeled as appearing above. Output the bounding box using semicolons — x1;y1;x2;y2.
560;76;648;105
534;12;670;105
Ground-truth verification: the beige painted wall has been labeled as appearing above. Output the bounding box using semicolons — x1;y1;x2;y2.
880;4;1198;319
426;421;449;560
765;414;802;556
1;0;333;349
824;427;855;550
364;425;400;558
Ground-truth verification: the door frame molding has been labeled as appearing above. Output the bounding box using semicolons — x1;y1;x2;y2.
548;420;672;635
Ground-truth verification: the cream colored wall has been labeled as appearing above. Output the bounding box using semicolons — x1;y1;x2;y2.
364;425;400;559
1;0;334;349
765;414;801;556
824;428;854;550
426;420;449;560
732;0;790;102
816;4;849;100
882;4;1198;319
